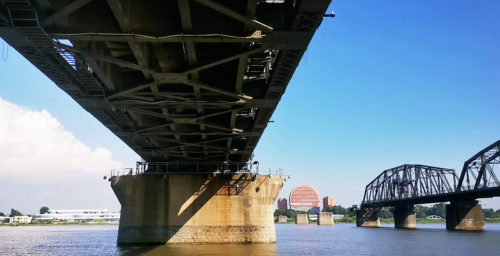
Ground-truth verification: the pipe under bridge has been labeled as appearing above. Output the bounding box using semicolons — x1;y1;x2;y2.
356;140;500;231
0;0;331;244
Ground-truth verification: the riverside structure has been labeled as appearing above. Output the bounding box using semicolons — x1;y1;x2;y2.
356;140;500;231
33;209;120;223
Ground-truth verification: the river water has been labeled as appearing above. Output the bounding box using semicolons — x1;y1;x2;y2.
1;223;499;255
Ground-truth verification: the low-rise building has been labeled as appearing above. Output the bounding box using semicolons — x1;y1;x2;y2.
333;214;344;220
33;209;119;223
426;215;442;220
10;216;33;224
308;213;318;221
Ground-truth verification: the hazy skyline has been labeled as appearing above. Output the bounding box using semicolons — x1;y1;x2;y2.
1;0;500;214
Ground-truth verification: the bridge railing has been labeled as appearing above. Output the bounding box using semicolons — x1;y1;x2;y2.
109;161;285;177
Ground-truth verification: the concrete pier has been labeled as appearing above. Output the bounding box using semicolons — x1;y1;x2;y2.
356;209;381;227
393;204;416;229
111;174;283;245
446;200;485;231
295;214;308;224
317;212;334;225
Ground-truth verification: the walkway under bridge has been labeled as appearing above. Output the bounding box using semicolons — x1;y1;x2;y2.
356;140;500;231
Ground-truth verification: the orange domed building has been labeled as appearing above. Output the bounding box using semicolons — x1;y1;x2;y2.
289;184;321;212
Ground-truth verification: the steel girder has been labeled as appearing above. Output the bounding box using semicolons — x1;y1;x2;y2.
457;140;500;191
360;140;500;208
362;164;458;205
0;0;331;170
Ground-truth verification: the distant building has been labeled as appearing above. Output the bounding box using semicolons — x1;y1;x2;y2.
426;215;442;220
33;209;119;223
277;198;288;210
289;184;320;212
323;196;336;210
308;213;318;221
333;214;344;220
10;216;32;224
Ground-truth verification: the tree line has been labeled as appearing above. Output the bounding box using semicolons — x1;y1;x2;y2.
0;206;50;218
274;203;500;219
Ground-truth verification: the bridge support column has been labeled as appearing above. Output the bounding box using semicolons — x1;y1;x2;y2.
295;214;308;224
446;200;484;231
393;204;416;229
356;209;381;227
111;174;283;245
318;212;334;225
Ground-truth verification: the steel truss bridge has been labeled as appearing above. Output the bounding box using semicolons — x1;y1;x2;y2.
0;0;330;171
360;140;500;208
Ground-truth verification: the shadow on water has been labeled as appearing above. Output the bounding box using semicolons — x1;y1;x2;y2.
117;244;277;256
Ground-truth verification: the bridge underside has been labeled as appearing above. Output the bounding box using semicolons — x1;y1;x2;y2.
0;0;330;170
0;0;331;244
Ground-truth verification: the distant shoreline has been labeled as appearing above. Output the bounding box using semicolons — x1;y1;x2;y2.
275;217;500;224
0;222;118;226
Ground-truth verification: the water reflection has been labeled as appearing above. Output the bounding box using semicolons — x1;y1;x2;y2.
2;224;500;255
119;244;276;256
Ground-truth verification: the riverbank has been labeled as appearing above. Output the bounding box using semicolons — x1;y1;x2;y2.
0;222;118;226
276;217;500;224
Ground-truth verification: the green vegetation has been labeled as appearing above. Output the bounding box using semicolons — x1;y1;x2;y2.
323;205;355;217
336;216;355;223
273;209;301;219
10;208;22;217
0;212;4;217
482;208;500;218
415;203;446;218
39;206;49;214
275;204;500;224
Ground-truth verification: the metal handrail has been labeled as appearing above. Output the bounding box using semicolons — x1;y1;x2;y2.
109;161;285;177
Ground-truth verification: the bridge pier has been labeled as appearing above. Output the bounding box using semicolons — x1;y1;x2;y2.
111;173;283;245
356;209;381;227
393;204;416;229
446;200;484;231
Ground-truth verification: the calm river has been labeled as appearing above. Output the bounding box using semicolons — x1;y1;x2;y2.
1;223;500;255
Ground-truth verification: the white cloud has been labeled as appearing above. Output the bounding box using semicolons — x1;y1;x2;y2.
0;97;122;183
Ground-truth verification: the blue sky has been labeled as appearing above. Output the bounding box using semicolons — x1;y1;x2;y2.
0;0;499;213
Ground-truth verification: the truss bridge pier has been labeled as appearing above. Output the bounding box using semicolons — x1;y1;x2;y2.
356;140;500;231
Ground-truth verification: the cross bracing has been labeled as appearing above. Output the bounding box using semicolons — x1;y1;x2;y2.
0;0;331;170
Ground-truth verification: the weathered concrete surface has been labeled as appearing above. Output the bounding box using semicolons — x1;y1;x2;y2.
317;212;334;225
278;216;288;223
112;174;283;244
295;214;308;224
446;200;485;231
356;210;381;228
394;204;416;229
